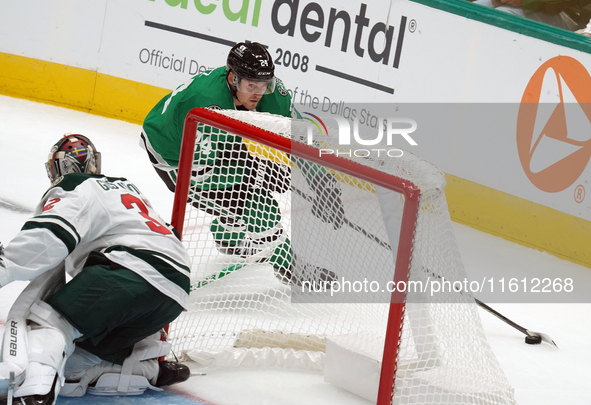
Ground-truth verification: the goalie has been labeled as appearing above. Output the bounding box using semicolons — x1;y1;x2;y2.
0;134;191;405
141;41;344;286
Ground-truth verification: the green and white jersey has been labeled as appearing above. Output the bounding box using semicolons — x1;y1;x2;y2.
0;173;191;309
141;66;293;190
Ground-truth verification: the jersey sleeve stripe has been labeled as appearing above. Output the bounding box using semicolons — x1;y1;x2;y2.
143;250;191;274
32;215;81;242
21;221;78;254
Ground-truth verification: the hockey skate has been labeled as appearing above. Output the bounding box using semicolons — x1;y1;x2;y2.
275;255;337;288
155;361;191;387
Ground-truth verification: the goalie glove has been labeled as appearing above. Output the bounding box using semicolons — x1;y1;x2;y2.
310;173;345;230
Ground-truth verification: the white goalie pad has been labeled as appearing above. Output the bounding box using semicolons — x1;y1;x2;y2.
85;374;161;396
0;316;28;397
60;333;170;398
0;265;66;398
12;322;71;398
128;335;172;361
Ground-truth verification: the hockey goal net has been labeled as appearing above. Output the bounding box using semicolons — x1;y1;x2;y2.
167;107;515;405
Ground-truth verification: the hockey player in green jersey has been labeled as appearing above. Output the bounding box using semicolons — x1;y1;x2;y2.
0;134;191;404
141;42;344;286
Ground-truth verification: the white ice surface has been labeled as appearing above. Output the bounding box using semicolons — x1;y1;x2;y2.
0;95;590;405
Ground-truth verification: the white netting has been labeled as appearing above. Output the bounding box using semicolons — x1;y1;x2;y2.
168;109;515;405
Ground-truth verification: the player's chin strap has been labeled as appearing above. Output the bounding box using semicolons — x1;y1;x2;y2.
60;338;171;397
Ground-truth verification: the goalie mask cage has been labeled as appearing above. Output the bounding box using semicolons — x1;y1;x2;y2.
168;107;515;405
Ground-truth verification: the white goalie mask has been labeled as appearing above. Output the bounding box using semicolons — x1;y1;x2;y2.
45;134;102;185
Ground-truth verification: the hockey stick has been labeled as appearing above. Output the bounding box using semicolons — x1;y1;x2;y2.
191;260;248;290
191;184;391;290
190;250;275;291
290;186;391;250
474;298;557;347
186;189;243;224
0;197;34;214
292;186;558;346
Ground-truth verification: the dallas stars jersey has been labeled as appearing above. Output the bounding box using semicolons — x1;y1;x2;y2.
0;173;190;308
141;66;293;190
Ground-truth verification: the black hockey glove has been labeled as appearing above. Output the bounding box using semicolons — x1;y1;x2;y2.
247;157;290;193
221;141;290;193
310;173;345;230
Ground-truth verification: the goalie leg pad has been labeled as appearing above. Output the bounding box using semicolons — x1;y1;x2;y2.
61;333;167;397
86;373;161;396
83;357;160;396
61;359;160;397
0;316;28;397
12;301;80;398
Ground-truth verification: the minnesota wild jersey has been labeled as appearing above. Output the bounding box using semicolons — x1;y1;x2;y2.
141;66;293;190
0;173;191;308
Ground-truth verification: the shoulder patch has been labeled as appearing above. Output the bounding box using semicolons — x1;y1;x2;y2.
276;78;288;97
208;105;223;110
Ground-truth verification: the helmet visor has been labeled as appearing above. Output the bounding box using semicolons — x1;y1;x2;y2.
235;77;276;95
